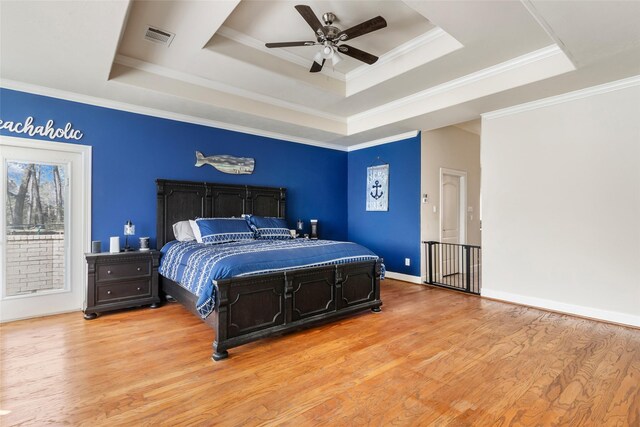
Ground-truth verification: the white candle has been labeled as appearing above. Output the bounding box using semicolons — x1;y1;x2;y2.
109;236;120;253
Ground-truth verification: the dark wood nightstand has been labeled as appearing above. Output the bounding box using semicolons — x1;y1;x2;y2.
84;250;161;319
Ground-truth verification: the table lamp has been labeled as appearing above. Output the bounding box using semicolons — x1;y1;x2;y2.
123;220;135;252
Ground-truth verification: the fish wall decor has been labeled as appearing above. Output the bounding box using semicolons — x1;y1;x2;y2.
195;151;255;175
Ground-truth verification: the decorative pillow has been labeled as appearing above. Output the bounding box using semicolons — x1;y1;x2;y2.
189;220;203;243
172;220;196;242
246;215;292;240
195;218;254;244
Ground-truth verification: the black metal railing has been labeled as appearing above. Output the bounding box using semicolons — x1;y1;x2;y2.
423;241;481;294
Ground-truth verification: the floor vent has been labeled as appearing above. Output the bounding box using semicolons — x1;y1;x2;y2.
144;26;175;47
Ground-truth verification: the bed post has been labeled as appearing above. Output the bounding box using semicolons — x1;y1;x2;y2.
372;259;383;312
279;188;286;218
334;265;343;311
212;283;229;361
284;272;294;323
156;180;166;250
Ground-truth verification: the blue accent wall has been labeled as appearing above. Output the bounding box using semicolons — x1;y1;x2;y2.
1;88;423;277
347;135;421;276
0;88;347;248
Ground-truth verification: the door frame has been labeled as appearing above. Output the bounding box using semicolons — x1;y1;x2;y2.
0;136;91;321
439;167;467;245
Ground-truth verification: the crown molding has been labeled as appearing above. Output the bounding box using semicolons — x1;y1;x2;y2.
0;79;349;152
346;28;449;81
482;74;640;120
347;130;419;152
520;0;577;67
114;54;346;124
215;26;345;81
349;44;566;124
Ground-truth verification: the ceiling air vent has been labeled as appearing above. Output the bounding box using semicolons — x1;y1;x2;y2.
144;26;175;47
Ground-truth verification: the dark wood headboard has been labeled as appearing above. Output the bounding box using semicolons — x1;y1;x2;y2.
156;179;286;248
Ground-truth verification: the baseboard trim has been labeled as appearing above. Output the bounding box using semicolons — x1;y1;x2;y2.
481;288;640;328
385;271;422;284
0;308;81;323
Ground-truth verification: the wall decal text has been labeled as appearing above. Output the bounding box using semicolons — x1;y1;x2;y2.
0;116;84;140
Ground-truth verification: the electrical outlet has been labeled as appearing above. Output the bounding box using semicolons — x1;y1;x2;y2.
405;258;410;266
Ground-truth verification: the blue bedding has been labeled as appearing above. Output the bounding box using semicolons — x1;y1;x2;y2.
159;239;384;319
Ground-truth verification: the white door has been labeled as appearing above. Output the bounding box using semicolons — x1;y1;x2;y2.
440;169;467;279
441;173;461;246
0;137;91;322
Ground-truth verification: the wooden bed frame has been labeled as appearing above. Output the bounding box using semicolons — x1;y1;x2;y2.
156;179;382;361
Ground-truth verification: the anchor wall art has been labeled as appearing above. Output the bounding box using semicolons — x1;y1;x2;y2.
195;151;255;175
366;164;389;211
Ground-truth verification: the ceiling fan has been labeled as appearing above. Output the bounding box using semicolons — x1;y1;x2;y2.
265;5;387;73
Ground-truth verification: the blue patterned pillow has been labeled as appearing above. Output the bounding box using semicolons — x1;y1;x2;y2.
246;215;292;240
195;218;255;244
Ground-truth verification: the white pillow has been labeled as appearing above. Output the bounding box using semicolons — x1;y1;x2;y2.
189;220;203;243
172;220;196;242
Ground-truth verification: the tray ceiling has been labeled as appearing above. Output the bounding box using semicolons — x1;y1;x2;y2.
1;1;639;149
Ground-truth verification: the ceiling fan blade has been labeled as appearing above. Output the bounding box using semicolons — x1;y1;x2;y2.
337;16;387;41
265;41;316;48
310;59;326;73
295;5;327;37
337;44;378;65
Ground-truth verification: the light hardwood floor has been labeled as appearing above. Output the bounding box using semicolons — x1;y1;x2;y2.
1;279;639;426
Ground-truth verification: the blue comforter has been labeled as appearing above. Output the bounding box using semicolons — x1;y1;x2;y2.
159;239;383;318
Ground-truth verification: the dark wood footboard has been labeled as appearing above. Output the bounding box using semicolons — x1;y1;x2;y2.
161;259;382;361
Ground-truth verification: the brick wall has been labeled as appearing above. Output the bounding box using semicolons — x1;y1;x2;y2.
5;234;65;296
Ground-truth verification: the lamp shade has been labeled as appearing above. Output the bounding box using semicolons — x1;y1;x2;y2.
124;220;135;236
331;51;342;66
313;51;322;65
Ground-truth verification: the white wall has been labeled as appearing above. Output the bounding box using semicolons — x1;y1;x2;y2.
481;78;640;326
420;126;481;279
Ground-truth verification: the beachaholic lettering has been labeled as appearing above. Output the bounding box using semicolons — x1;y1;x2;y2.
0;116;84;140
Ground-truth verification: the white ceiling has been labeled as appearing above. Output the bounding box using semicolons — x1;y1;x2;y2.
1;1;639;150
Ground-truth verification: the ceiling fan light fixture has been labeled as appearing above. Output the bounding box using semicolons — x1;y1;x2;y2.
266;5;385;73
331;51;342;66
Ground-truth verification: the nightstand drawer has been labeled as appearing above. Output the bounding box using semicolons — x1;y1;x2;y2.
96;280;151;303
96;260;150;281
